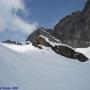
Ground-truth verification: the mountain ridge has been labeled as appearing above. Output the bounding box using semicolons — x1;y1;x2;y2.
52;0;90;48
27;0;90;48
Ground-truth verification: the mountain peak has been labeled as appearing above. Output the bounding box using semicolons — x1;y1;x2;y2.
83;0;90;13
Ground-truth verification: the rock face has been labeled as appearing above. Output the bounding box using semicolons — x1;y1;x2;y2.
52;0;90;48
27;32;88;62
83;0;90;13
51;45;88;62
32;36;51;49
26;27;61;44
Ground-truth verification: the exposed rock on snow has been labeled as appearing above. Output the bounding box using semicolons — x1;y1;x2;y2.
27;34;88;62
51;45;88;62
32;36;51;49
2;40;22;45
26;27;61;44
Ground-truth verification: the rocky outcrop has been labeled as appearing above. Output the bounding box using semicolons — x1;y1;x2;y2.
32;36;51;49
82;0;90;13
28;34;88;62
2;40;22;45
26;0;89;62
51;45;88;62
52;0;90;48
26;27;61;44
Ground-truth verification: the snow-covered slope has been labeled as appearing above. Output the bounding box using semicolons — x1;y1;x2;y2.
0;43;90;90
76;47;90;59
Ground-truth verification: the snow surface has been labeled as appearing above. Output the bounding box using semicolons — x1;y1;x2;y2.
76;47;90;59
0;43;90;90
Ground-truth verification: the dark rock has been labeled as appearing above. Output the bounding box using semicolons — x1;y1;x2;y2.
26;41;30;45
2;40;22;45
32;36;51;48
51;45;88;62
51;45;75;58
52;0;90;48
82;0;90;13
77;53;88;62
26;27;61;44
28;34;88;62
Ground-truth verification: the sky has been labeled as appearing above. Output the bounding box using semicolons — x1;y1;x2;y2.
0;0;86;41
24;0;86;28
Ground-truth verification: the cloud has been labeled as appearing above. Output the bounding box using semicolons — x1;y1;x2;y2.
13;16;38;34
0;0;23;10
0;0;38;34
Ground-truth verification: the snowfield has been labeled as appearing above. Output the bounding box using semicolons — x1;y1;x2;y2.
0;43;90;90
76;47;90;59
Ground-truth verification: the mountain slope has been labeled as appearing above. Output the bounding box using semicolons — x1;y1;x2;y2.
52;0;90;48
26;29;88;62
0;43;90;90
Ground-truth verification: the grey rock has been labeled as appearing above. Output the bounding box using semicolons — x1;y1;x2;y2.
51;45;88;62
32;36;51;49
26;27;61;44
28;35;88;62
2;40;22;45
52;0;90;48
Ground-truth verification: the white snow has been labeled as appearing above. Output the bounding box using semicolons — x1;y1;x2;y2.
76;47;90;59
2;43;39;52
40;35;75;50
0;43;90;90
